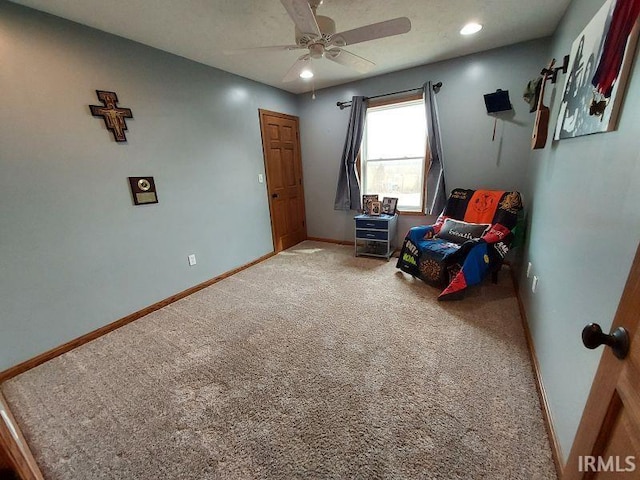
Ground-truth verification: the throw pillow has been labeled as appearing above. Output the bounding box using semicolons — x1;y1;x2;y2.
436;218;490;244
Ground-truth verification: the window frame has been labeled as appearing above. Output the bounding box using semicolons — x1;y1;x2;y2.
359;92;429;216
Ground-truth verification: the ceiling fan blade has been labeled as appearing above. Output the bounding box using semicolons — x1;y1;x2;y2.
280;0;321;37
326;48;375;74
330;17;411;47
283;54;312;82
223;45;304;55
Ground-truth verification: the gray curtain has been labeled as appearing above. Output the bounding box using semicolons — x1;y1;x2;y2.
334;96;367;211
423;82;447;215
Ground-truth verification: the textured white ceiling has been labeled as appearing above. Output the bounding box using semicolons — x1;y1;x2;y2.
10;0;571;94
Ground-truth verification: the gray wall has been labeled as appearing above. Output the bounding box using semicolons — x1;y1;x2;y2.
520;0;640;462
3;0;638;466
0;2;297;371
297;38;550;245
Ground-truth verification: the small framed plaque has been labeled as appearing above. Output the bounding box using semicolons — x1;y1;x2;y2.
128;176;158;205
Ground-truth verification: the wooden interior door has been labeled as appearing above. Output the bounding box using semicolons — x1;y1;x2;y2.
565;243;640;479
258;109;307;252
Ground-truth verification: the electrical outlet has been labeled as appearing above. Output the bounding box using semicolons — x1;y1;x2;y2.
188;254;196;266
532;275;539;293
526;262;533;278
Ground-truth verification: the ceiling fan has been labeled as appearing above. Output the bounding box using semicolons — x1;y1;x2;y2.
225;0;411;82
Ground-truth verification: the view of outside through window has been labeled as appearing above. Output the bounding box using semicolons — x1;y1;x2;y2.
362;99;427;211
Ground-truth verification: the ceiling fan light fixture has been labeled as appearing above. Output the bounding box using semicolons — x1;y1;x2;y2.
460;22;483;35
308;43;325;59
300;69;314;79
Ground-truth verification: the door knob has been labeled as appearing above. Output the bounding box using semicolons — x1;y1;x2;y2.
271;193;279;198
581;323;630;360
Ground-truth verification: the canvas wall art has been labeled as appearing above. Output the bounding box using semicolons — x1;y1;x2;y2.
554;0;640;140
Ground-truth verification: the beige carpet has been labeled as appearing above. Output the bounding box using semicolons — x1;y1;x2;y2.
2;241;557;479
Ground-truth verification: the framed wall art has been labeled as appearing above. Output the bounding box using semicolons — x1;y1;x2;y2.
554;0;640;140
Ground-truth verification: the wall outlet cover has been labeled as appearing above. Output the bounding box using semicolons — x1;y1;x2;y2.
188;254;196;266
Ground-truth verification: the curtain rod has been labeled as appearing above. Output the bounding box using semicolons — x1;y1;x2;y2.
336;82;442;110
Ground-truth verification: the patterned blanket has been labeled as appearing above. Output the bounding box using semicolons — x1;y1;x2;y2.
396;188;523;300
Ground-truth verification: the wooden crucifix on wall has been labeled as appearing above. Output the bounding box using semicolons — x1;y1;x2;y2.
89;90;133;142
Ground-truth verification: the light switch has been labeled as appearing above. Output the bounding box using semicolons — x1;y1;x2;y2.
188;254;196;266
532;275;539;293
258;174;264;183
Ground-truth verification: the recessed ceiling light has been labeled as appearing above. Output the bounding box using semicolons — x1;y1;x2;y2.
460;22;483;35
300;69;314;79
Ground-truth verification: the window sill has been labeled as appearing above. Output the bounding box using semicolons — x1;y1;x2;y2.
398;210;427;217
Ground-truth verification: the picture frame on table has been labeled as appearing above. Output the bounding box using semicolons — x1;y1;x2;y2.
370;201;382;216
362;194;378;215
382;197;398;215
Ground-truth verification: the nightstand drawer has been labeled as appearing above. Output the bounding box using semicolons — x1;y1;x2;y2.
355;219;388;229
356;229;388;240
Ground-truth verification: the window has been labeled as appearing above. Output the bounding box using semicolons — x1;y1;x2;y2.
361;94;427;213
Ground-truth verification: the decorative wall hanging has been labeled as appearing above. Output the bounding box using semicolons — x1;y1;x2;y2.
90;90;133;142
483;89;513;114
128;177;158;205
483;89;513;141
554;0;640;140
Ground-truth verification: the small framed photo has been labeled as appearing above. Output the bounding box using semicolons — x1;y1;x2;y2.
382;197;398;215
370;201;382;216
362;194;378;215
